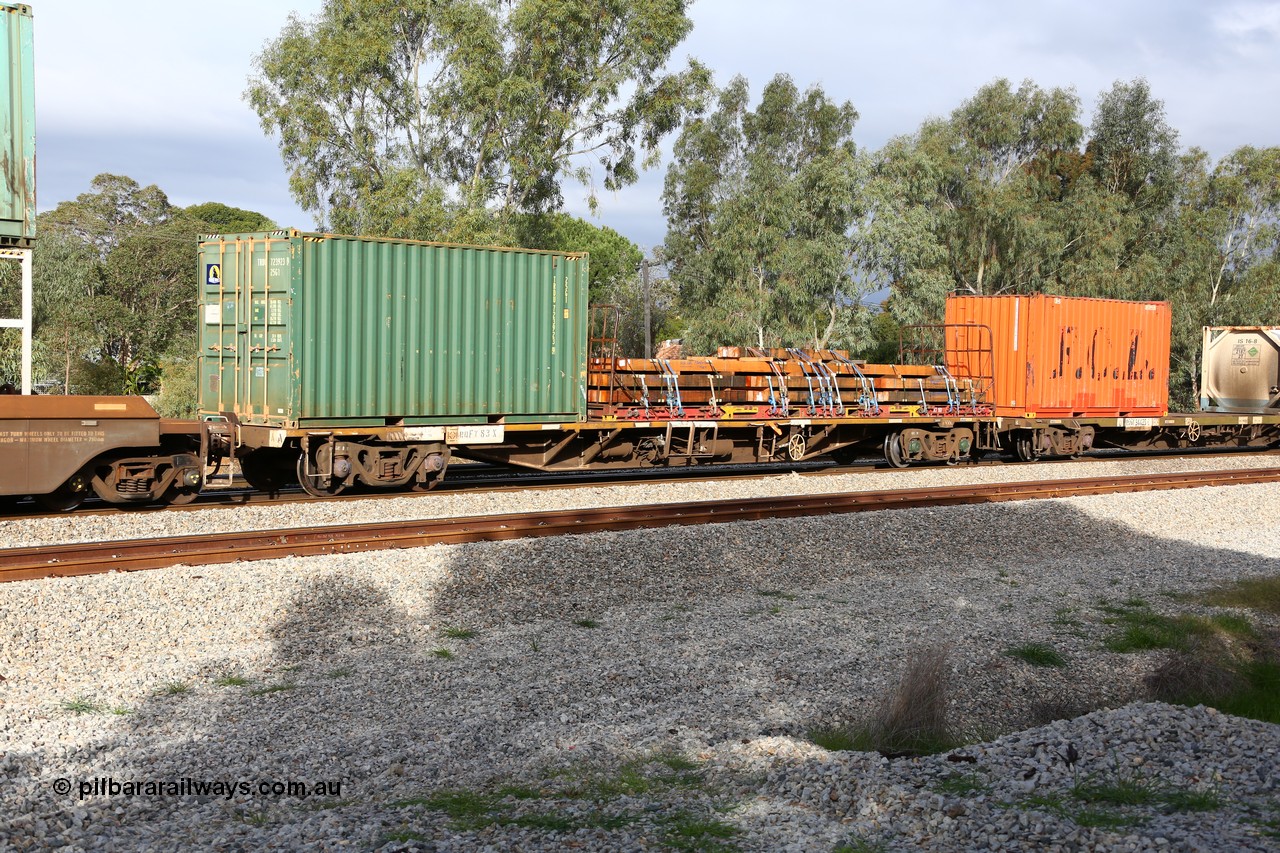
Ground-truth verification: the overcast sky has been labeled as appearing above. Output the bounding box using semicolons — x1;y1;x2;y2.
36;0;1280;252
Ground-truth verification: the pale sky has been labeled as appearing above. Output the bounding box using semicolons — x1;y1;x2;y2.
36;0;1280;251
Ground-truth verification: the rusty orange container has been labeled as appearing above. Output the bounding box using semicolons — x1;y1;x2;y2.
945;294;1170;418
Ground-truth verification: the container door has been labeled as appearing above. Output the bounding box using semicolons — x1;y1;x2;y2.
197;237;293;424
198;243;237;417
241;239;293;423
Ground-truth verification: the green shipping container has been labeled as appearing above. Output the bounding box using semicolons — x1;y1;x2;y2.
197;230;589;427
0;3;34;245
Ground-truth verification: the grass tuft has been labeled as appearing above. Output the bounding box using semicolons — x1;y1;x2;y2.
325;666;355;678
1004;642;1067;667
573;618;600;628
431;648;455;660
159;681;190;696
250;682;296;696
61;696;101;714
809;645;957;757
215;675;251;687
442;626;478;640
1202;575;1280;614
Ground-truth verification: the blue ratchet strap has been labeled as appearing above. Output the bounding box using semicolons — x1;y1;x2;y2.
933;364;960;413
659;359;685;417
767;359;790;415
833;353;879;415
787;349;819;415
817;359;843;415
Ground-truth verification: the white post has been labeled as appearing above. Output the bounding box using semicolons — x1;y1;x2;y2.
0;247;33;393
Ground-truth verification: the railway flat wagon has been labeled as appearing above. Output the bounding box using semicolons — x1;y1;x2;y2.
945;294;1170;418
197;230;589;493
0;396;204;509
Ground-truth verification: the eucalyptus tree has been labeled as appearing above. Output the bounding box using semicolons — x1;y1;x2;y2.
663;74;864;352
248;0;710;242
861;79;1082;324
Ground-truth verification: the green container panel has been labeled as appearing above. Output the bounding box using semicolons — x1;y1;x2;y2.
197;231;588;427
0;3;34;244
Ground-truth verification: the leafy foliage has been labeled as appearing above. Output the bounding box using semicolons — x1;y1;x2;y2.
663;74;868;352
248;0;711;242
9;174;272;395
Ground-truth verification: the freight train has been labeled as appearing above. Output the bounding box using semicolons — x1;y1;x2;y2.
2;227;1279;511
1;4;1279;511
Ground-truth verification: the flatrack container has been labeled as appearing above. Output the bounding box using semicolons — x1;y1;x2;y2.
1200;326;1280;413
197;230;589;427
945;294;1170;418
0;3;34;246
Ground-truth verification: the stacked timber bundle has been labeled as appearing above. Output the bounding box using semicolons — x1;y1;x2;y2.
587;348;990;421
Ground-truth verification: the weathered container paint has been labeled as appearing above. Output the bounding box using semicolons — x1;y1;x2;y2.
945;294;1170;417
1200;327;1280;413
0;3;33;246
197;230;588;427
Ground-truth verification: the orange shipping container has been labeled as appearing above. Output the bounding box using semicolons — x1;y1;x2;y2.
944;294;1170;418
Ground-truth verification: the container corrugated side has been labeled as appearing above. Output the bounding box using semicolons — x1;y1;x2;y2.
0;3;34;245
1200;326;1280;412
945;294;1170;417
197;231;589;427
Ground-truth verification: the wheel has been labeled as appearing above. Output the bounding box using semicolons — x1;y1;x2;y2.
166;476;204;505
239;449;296;492
296;449;347;497
883;432;909;468
1013;433;1037;462
1186;421;1201;443
409;451;449;492
786;432;806;462
36;471;90;512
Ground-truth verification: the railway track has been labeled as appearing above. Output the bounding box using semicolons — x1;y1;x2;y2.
4;466;1278;583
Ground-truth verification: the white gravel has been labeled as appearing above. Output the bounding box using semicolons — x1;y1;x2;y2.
0;462;1278;850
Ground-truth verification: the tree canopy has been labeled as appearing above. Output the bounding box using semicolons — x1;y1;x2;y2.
662;74;865;352
247;0;711;243
0;174;274;400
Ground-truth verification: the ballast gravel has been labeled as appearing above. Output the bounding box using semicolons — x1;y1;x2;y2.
0;465;1278;850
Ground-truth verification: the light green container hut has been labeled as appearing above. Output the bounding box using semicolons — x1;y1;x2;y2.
197;230;589;427
0;3;34;246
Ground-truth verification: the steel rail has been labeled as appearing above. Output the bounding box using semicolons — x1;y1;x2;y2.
3;467;1279;583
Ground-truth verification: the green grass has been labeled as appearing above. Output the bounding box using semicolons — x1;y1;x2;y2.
1202;575;1280;614
757;589;797;600
573;618;600;628
159;681;190;696
384;830;427;843
1003;642;1067;667
1188;660;1280;722
934;772;989;796
834;840;888;853
1100;603;1252;653
325;667;355;679
61;696;101;714
1020;792;1142;829
1070;772;1223;814
109;706;132;716
250;682;296;696
431;648;455;660
663;813;738;852
808;723;958;757
215;675;252;687
442;626;478;640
